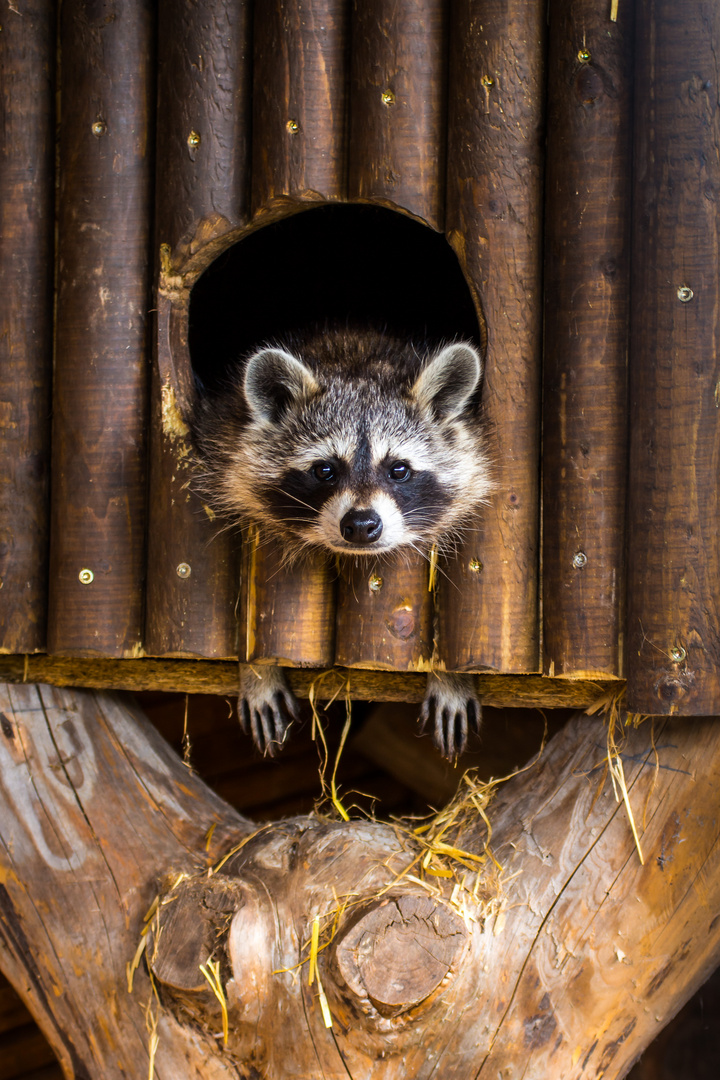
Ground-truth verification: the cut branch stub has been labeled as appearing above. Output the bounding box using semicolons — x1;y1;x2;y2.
334;895;468;1016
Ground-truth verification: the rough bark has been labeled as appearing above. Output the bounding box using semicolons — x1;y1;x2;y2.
2;684;720;1079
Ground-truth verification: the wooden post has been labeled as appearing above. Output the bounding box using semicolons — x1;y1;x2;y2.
437;0;545;674
145;0;252;658
2;685;720;1077
626;0;720;714
336;0;446;674
47;0;155;658
348;0;447;229
244;1;349;668
251;0;349;215
0;1;55;654
542;1;633;678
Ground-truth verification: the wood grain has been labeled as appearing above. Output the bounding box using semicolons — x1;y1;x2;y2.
0;1;55;654
542;0;633;677
47;0;155;657
626;0;720;714
348;0;447;228
437;0;545;674
145;0;252;658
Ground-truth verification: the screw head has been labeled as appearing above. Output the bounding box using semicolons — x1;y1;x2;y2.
78;568;94;584
677;285;694;303
91;119;107;137
577;48;591;63
669;645;686;663
381;90;395;106
176;562;192;579
286;118;299;133
468;558;483;573
572;551;588;569
368;574;383;592
187;130;201;149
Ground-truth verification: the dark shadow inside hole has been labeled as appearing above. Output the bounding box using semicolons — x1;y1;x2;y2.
188;203;481;394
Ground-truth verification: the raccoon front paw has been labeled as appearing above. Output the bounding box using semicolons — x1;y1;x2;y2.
238;664;299;757
420;672;482;760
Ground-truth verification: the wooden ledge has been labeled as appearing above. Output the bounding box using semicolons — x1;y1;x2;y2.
0;655;620;709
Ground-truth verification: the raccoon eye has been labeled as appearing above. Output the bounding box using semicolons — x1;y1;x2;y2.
312;461;336;482
389;461;411;482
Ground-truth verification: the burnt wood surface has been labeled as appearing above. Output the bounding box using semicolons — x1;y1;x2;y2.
542;0;633;678
626;0;720;714
2;684;720;1077
144;0;252;659
47;0;155;657
0;1;56;655
437;0;545;675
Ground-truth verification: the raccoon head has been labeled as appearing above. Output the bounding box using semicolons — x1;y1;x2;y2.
201;338;492;559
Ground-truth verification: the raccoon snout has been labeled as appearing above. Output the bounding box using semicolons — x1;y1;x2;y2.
340;508;383;546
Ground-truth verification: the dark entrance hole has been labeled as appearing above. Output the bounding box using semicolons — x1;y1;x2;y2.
188;203;481;394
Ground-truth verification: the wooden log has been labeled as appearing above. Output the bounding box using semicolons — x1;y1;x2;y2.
0;655;619;708
542;1;633;677
145;0;252;658
47;0;155;658
251;0;349;215
0;2;55;654
626;0;720;714
348;0;447;228
3;683;720;1078
334;553;432;672
437;0;545;674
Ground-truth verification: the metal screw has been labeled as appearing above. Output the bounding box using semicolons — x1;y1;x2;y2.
78;568;94;584
481;75;494;88
286;118;299;133
572;551;588;569
677;285;694;303
468;558;483;573
368;574;383;592
187;130;201;149
381;89;395;106
577;48;591;63
91;119;107;137
669;645;686;663
176;562;192;579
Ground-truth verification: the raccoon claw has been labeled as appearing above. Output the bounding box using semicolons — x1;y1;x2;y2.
238;664;299;756
420;672;482;760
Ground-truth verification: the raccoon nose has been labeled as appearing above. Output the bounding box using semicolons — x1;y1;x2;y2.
340;509;383;546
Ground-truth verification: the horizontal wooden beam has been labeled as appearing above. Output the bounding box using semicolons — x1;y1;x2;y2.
0;655;620;709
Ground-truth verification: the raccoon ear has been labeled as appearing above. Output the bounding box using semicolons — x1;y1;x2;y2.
244;348;319;424
411;342;483;419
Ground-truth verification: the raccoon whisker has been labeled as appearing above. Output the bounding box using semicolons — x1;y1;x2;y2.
404;540;460;591
276;488;321;514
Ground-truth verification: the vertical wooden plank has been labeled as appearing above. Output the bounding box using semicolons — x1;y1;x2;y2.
251;0;349;215
436;0;545;674
47;0;155;657
144;0;252;658
246;1;349;669
348;0;447;228
336;0;445;674
541;1;633;677
626;0;720;714
0;2;56;653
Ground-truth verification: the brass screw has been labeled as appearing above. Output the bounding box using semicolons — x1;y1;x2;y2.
381;89;395;106
78;568;94;584
577;48;591;63
677;285;694;303
670;645;686;663
572;551;588;569
286;118;299;133
176;562;192;579
91;119;107;137
368;574;383;592
187;130;201;149
468;558;483;573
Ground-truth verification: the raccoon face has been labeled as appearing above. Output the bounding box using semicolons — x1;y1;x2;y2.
200;337;492;559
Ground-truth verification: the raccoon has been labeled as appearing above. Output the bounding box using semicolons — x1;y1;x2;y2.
193;324;492;759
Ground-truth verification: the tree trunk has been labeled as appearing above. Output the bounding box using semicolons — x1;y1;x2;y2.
1;682;719;1079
